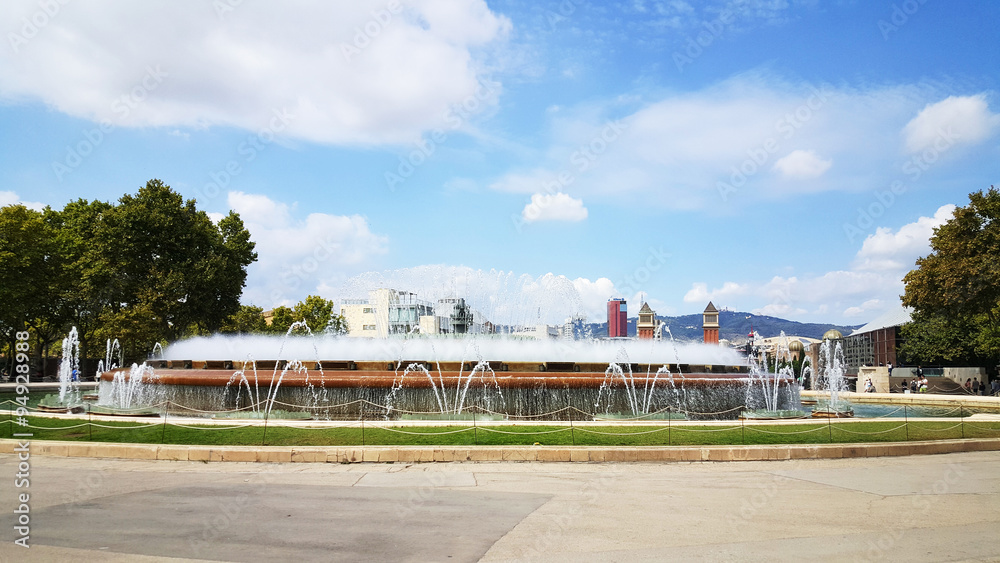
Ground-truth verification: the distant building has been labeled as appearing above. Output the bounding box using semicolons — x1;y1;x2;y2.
562;314;588;341
510;324;559;340
341;290;490;338
842;305;912;371
637;302;656;340
702;302;719;344
339;299;378;337
607;298;627;338
340;288;433;338
434;297;475;334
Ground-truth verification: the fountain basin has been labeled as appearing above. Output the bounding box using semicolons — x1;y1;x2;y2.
98;363;800;421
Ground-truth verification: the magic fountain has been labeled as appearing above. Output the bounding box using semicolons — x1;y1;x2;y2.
87;325;804;421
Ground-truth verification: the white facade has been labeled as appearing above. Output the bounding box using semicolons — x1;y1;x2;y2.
340;300;378;337
510;324;559;340
340;289;484;338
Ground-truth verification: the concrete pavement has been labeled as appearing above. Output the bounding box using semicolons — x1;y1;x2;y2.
1;451;999;562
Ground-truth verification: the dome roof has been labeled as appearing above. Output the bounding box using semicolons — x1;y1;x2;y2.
788;340;805;351
822;329;843;340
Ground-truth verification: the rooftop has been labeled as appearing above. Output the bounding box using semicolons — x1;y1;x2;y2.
850;304;913;336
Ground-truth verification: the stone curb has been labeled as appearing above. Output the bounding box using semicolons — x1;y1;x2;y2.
3;438;1000;463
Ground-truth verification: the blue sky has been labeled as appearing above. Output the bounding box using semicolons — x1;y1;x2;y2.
1;1;998;327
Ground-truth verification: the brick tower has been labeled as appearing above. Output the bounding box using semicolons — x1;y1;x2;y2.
703;302;719;344
637;302;656;339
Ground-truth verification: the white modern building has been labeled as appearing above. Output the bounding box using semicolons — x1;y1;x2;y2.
341;290;489;338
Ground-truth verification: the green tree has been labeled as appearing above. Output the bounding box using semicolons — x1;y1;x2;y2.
88;180;257;360
899;310;981;366
902;187;1000;366
220;305;268;334
265;297;347;335
1;181;258;366
43;198;115;361
292;295;335;334
267;306;295;334
0;205;68;377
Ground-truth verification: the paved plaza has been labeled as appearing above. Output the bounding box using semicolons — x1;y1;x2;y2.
1;451;999;562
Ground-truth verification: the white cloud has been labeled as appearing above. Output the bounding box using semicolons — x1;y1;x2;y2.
228;192;388;306
488;74;988;209
687;270;902;324
228;191;292;226
843;299;881;318
572;277;618;319
752;302;807;318
772;149;832;179
683;205;960;323
683;281;748;303
0;1;509;145
853;204;956;272
902;95;1000;153
521;192;588;223
0;190;45;210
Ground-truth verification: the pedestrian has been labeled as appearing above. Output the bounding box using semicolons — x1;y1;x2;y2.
965;378;973;392
887;362;893;377
909;378;917;393
972;378;979;394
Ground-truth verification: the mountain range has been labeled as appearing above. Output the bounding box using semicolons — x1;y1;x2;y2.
586;310;861;342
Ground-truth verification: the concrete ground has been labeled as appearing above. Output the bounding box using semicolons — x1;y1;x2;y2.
1;452;999;562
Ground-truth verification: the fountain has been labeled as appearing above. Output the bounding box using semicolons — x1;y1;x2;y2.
37;328;86;413
811;338;854;418
88;330;808;421
741;332;807;420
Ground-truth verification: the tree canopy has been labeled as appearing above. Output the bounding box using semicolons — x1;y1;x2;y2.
1;179;257;365
902;187;1000;366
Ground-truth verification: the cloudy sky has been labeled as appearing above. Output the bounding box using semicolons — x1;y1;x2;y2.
1;1;997;326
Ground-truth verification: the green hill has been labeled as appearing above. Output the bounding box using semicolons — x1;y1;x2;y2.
588;310;859;341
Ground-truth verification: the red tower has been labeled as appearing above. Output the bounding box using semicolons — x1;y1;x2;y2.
703;302;719;344
607;299;627;338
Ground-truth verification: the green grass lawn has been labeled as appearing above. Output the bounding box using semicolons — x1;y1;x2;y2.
4;415;1000;447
